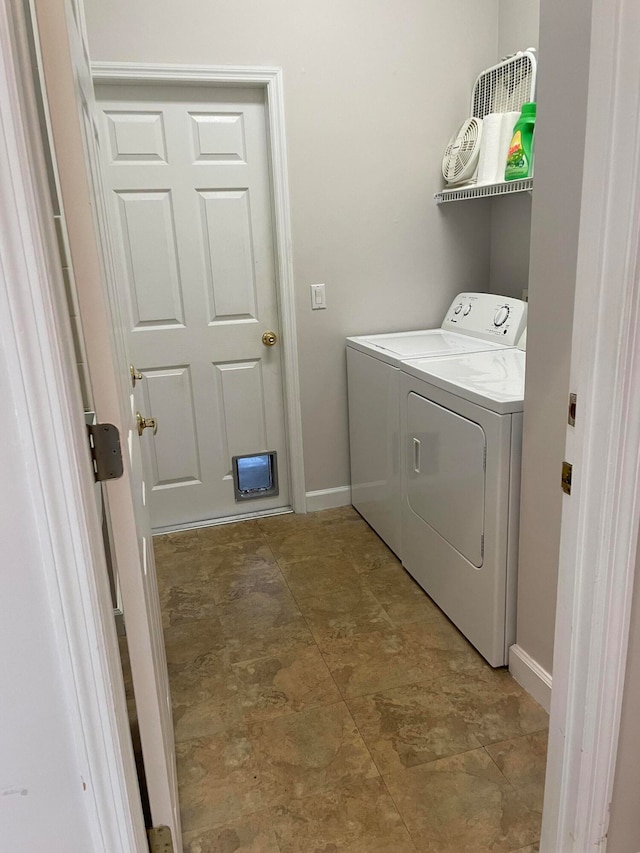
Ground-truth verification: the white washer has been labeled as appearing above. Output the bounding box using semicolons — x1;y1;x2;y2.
400;343;526;666
346;293;527;558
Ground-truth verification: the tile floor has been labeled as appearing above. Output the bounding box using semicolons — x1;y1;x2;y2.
153;506;548;853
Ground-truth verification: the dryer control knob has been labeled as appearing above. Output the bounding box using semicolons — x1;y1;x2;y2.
454;303;463;315
463;304;472;316
493;306;510;326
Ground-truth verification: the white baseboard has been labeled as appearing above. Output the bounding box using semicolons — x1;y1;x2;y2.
305;486;352;512
509;643;552;713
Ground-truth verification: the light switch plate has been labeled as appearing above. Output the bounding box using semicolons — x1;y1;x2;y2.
310;283;326;309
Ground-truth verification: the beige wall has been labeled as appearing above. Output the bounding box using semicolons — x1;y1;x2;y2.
498;0;540;57
489;0;539;301
608;546;640;852
515;0;592;675
84;0;501;493
489;194;532;300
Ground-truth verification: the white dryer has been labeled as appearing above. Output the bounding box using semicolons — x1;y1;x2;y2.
346;293;527;558
400;343;526;666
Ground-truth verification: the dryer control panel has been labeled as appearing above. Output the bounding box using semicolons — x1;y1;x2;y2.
441;292;527;346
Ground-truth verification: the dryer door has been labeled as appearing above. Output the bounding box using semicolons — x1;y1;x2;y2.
406;392;486;567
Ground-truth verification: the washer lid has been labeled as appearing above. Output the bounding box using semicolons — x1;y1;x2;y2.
402;349;526;414
346;329;509;366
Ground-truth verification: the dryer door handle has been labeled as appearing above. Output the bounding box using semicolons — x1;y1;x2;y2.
413;437;421;473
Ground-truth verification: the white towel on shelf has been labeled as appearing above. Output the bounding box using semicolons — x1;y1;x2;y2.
476;113;503;185
476;111;523;185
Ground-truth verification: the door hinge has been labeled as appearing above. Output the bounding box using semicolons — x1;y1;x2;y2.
568;392;577;426
148;826;174;853
87;422;124;482
561;461;573;495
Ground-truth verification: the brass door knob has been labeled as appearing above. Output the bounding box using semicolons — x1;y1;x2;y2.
262;330;278;347
136;412;158;437
130;364;143;387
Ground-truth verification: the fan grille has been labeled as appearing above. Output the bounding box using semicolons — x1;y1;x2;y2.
442;119;482;183
472;52;536;119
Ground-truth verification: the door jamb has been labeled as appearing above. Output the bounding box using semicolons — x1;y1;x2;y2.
91;62;307;514
541;0;640;848
0;2;147;848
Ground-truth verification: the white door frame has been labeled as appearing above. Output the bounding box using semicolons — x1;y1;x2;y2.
541;0;640;849
92;61;306;516
0;2;146;849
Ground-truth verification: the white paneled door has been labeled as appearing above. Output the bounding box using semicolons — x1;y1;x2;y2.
96;84;290;529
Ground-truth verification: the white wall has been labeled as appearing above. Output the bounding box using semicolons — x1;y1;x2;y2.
489;0;539;301
498;0;540;58
84;0;501;494
0;353;94;852
516;0;592;675
489;195;532;300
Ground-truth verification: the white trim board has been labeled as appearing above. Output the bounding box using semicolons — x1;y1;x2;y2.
509;644;552;714
154;506;293;536
91;61;306;516
541;0;640;850
305;486;352;512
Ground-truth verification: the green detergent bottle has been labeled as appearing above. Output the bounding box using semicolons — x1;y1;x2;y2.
505;102;536;181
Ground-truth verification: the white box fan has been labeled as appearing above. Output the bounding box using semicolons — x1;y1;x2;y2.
441;50;537;188
442;117;483;185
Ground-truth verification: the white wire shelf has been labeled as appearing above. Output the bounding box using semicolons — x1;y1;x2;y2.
434;178;533;204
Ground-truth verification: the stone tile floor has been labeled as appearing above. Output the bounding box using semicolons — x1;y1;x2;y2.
153;507;548;853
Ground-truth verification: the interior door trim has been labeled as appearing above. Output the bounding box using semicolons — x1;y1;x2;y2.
0;3;147;846
91;61;307;514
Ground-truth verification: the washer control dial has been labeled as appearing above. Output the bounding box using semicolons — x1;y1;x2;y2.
463;304;472;316
453;303;463;315
493;305;510;327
